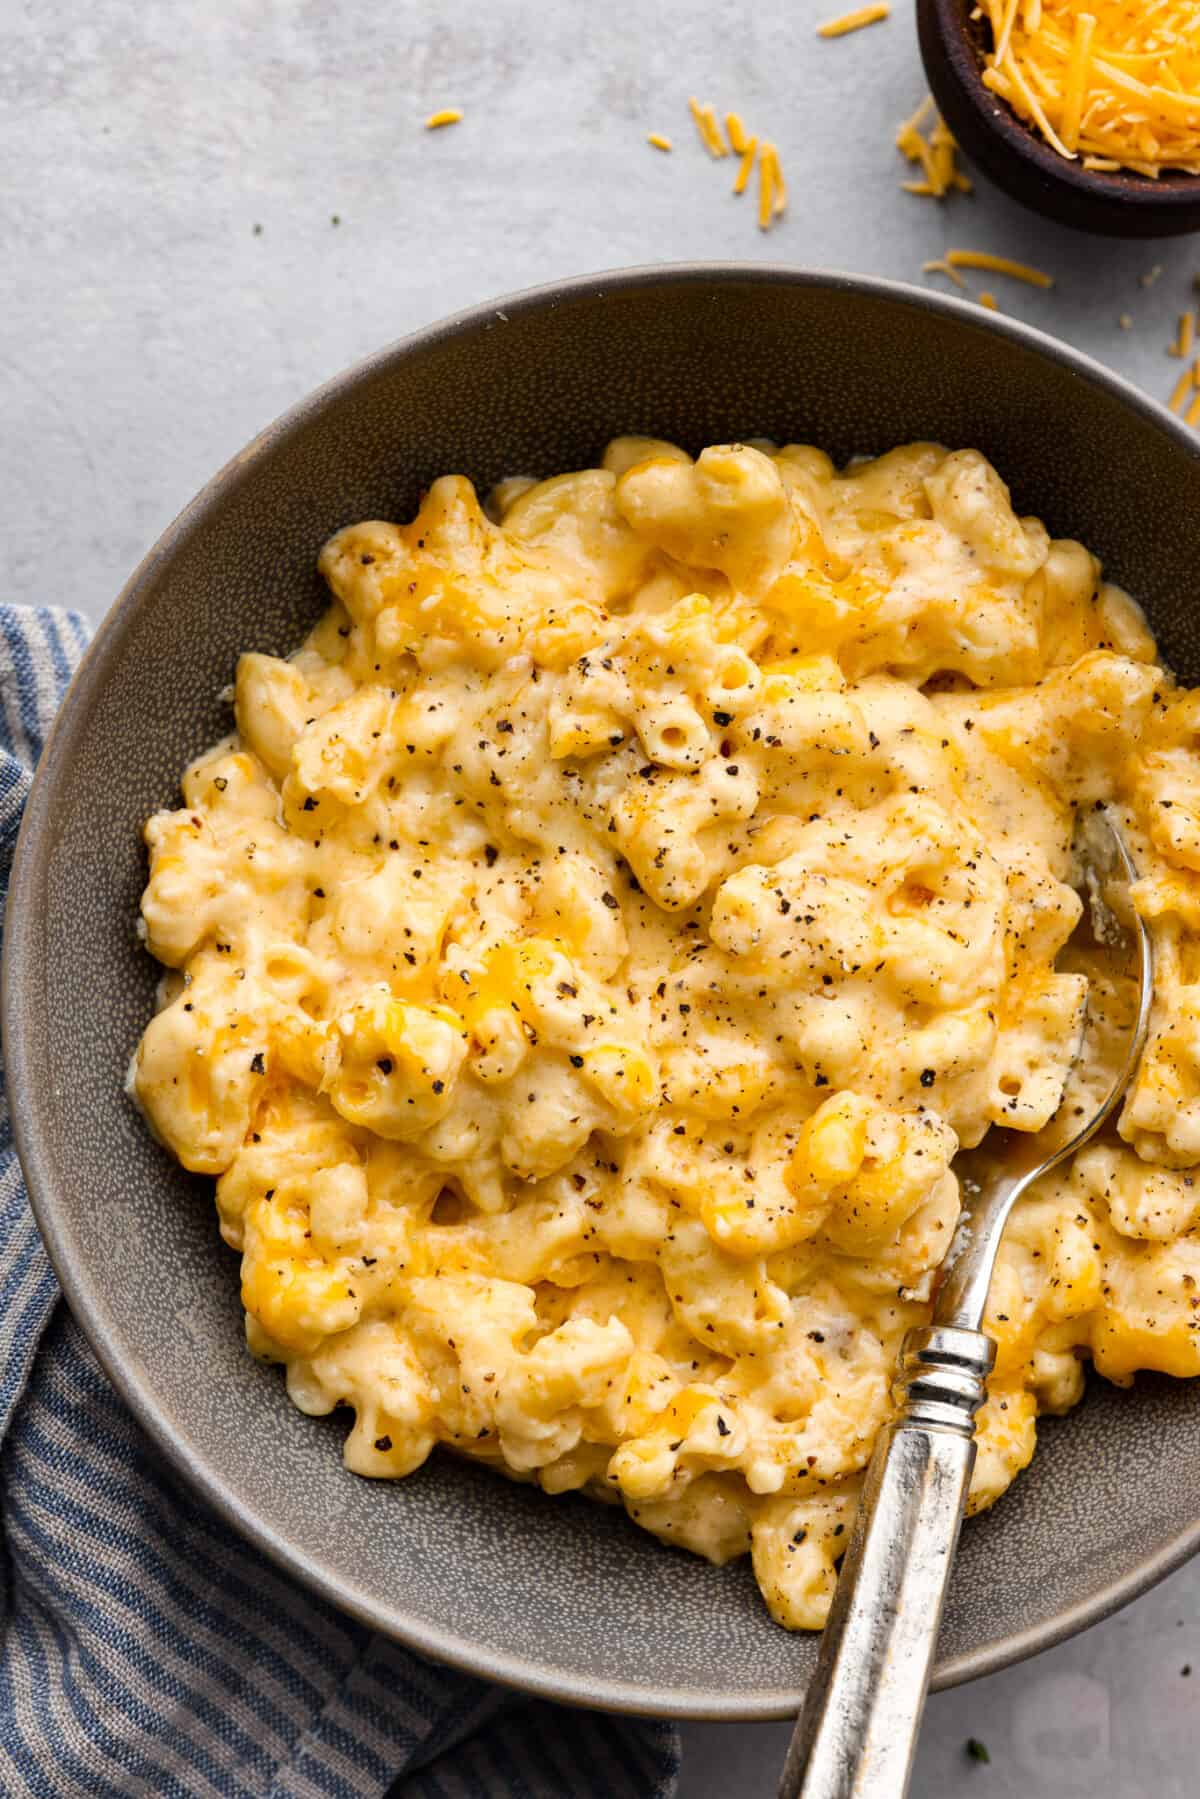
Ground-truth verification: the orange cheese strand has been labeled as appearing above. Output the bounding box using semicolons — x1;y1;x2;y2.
757;143;776;229
922;258;969;289
896;96;972;198
1169;365;1195;414
689;97;728;157
762;142;788;217
734;139;759;195
818;3;891;36
945;249;1055;288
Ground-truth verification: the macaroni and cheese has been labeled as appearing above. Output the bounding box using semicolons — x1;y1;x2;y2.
133;438;1198;1629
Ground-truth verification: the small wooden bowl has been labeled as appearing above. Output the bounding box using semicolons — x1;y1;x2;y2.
918;0;1200;238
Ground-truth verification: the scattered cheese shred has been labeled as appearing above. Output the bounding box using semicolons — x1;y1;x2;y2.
702;103;728;156
758;143;776;229
900;95;935;136
818;3;891;37
689;97;728;157
762;141;788;217
922;258;969;289
1169;364;1195;414
1186;387;1200;428
647;133;673;152
978;291;1001;310
945;249;1055;288
734;139;759;195
680;100;784;232
978;0;1200;177
930;117;972;192
1172;311;1196;358
896;95;972;198
424;109;463;130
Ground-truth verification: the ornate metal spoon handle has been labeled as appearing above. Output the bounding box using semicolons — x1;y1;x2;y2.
777;1324;994;1799
776;808;1152;1799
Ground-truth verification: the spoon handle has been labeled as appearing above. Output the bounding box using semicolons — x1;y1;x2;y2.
777;1325;995;1799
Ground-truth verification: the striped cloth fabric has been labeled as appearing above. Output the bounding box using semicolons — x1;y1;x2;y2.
0;605;682;1799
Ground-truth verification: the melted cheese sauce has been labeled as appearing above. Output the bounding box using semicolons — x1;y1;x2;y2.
133;438;1196;1630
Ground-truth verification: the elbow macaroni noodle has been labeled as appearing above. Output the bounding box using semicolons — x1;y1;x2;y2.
134;437;1199;1630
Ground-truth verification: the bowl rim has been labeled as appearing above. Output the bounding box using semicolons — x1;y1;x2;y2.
920;0;1200;212
7;260;1200;1720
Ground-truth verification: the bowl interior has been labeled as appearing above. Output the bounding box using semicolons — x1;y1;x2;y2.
9;267;1200;1718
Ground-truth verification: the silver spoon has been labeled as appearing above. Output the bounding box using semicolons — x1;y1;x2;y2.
778;805;1154;1799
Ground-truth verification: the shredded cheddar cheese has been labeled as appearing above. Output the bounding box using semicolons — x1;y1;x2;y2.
818;2;891;36
702;103;728;156
1058;12;1096;154
901;94;935;136
690;97;728;157
648;133;673;152
424;109;462;130
725;112;749;155
922;258;969;290
979;291;1001;310
979;0;1200;177
680;100;784;232
762;141;787;217
1186;387;1200;428
734;139;759;195
896;96;972;198
1170;364;1195;414
945;250;1055;289
1172;312;1196;358
757;144;776;229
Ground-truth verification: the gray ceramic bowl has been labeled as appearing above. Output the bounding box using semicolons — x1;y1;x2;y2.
6;266;1200;1721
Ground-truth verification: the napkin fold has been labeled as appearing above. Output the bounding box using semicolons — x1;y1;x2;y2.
0;605;681;1799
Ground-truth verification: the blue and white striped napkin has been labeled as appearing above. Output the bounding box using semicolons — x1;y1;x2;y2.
0;605;682;1799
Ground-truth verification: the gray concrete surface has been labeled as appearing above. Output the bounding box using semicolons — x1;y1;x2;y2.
4;1;1199;1792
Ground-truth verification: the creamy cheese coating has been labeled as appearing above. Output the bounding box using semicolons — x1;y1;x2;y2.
133;438;1199;1630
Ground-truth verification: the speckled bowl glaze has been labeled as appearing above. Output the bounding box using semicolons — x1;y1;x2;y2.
7;266;1200;1721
